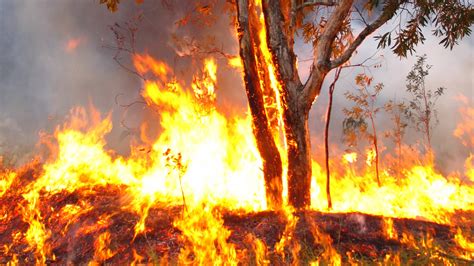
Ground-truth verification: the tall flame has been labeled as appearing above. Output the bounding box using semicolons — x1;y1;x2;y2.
0;51;472;263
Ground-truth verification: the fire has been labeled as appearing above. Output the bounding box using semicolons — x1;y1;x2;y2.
0;172;15;197
454;227;474;260
227;56;243;69
382;217;397;240
65;38;81;53
0;51;472;263
192;57;218;103
366;148;376;167
174;207;238;264
92;231;116;263
343;152;357;164
310;160;473;223
453;94;474;147
252;0;287;147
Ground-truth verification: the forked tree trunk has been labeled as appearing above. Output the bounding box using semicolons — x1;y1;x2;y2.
236;0;283;209
261;0;349;209
239;0;358;209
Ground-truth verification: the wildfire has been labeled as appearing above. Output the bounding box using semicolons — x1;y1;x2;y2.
227;56;243;69
453;94;474;148
343;152;357;164
0;51;472;264
65;38;82;53
454;228;474;259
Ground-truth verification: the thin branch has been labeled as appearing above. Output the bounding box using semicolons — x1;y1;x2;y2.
330;0;403;69
297;0;337;10
115;93;146;108
354;6;369;26
300;0;352;108
316;0;353;71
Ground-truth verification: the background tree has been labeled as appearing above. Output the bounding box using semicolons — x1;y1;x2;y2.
405;54;446;152
343;74;384;186
384;98;408;178
102;0;473;209
323;67;342;210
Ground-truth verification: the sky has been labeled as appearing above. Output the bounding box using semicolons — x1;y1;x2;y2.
0;1;472;172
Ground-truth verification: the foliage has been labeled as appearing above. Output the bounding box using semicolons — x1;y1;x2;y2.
100;0;144;12
342;74;383;147
384;99;408;148
375;0;474;57
301;14;353;60
100;0;121;12
405;54;446;148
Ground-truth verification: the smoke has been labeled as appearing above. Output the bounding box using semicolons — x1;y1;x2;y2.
0;1;138;159
297;21;473;174
0;1;472;173
0;1;242;163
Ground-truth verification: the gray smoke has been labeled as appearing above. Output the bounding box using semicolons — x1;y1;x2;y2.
0;1;472;174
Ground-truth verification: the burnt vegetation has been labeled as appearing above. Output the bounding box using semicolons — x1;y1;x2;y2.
0;0;473;264
1;168;473;264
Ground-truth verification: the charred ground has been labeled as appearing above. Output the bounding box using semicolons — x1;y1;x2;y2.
1;165;472;264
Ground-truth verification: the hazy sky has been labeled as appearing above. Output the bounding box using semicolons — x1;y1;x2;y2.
0;1;472;171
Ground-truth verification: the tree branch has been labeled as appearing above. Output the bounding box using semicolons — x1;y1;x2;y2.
330;0;402;69
297;0;337;10
300;0;352;110
316;0;353;71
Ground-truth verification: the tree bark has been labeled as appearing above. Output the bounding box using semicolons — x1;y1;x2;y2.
236;0;283;209
324;67;341;210
324;90;333;210
251;0;395;209
369;114;381;186
285;103;312;208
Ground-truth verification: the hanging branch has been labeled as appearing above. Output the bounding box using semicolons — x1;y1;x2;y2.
324;66;342;210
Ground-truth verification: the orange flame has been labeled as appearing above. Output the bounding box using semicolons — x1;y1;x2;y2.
0;51;472;263
65;38;81;53
453;94;474;147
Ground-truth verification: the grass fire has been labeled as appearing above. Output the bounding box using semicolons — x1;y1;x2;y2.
0;0;473;264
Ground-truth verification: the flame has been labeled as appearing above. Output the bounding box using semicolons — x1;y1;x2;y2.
174;206;238;264
382;217;397;240
254;0;286;140
453;94;474;147
0;171;15;197
366;148;376;167
308;215;342;265
65;38;81;53
310;159;474;223
192;57;217;103
91;231;116;263
343;152;357;164
0;51;472;263
454;227;474;259
227;56;243;69
275;207;300;262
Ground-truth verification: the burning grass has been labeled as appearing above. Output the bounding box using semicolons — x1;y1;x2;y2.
0;53;473;264
0;172;472;264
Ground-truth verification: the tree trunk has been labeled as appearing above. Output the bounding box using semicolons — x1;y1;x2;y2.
397;126;402;180
236;0;283;209
324;89;334;210
324;68;341;210
369;114;381;187
285;106;312;209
